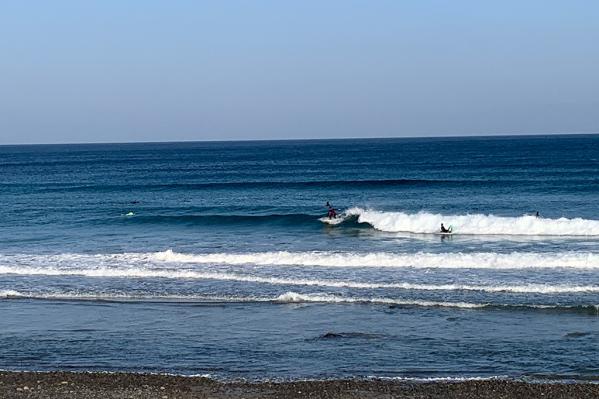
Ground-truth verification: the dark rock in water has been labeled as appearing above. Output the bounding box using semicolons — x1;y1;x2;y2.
320;332;344;339
564;331;591;338
446;317;459;321
319;332;386;340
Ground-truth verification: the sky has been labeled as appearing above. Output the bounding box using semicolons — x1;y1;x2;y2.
0;1;598;144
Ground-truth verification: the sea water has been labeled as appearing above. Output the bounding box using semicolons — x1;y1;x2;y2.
0;136;598;380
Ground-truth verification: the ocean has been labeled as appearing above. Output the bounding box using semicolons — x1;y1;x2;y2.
0;135;598;381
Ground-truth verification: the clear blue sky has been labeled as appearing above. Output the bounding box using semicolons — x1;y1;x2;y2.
1;1;598;144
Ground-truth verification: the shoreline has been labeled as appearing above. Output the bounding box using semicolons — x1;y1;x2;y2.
1;372;598;399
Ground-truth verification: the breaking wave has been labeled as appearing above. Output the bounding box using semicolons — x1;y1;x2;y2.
0;266;597;293
3;250;599;270
154;250;599;269
273;293;599;313
1;290;597;313
344;207;599;236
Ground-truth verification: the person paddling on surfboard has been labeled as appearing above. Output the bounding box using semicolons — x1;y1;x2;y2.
440;223;452;233
326;201;337;219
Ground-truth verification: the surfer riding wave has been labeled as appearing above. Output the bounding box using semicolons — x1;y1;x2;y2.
326;201;338;219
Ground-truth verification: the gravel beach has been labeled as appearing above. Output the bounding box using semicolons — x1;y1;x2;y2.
1;372;598;399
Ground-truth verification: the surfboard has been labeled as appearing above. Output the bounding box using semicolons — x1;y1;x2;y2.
319;215;346;225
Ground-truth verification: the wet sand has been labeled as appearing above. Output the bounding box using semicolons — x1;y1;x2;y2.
1;372;598;399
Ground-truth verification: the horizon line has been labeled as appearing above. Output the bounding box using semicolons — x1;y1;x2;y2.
1;131;598;147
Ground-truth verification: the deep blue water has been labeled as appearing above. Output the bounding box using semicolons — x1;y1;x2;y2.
0;135;598;380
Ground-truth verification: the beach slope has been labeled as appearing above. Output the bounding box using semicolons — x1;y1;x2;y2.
1;372;598;399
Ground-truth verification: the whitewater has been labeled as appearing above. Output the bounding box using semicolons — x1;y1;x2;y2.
343;208;599;235
152;250;599;269
1;265;598;294
2;290;597;313
3;250;599;270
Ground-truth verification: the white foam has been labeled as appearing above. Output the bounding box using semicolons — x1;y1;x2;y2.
153;249;599;269
318;215;349;225
276;293;596;310
275;292;485;308
345;207;599;235
0;290;24;298
0;290;485;309
2;290;596;311
371;375;506;382
3;250;599;270
0;266;597;294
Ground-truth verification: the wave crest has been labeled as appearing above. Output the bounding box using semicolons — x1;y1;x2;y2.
345;207;599;236
1;265;597;293
3;250;599;270
154;249;599;269
2;290;597;313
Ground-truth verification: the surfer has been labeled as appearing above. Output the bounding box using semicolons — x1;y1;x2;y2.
440;223;452;233
326;202;337;219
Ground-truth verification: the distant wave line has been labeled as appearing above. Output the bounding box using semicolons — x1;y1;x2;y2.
9;178;539;193
4;250;599;270
117;213;319;225
153;250;599;269
1;290;597;313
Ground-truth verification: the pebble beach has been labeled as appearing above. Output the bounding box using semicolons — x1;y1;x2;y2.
1;372;598;399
